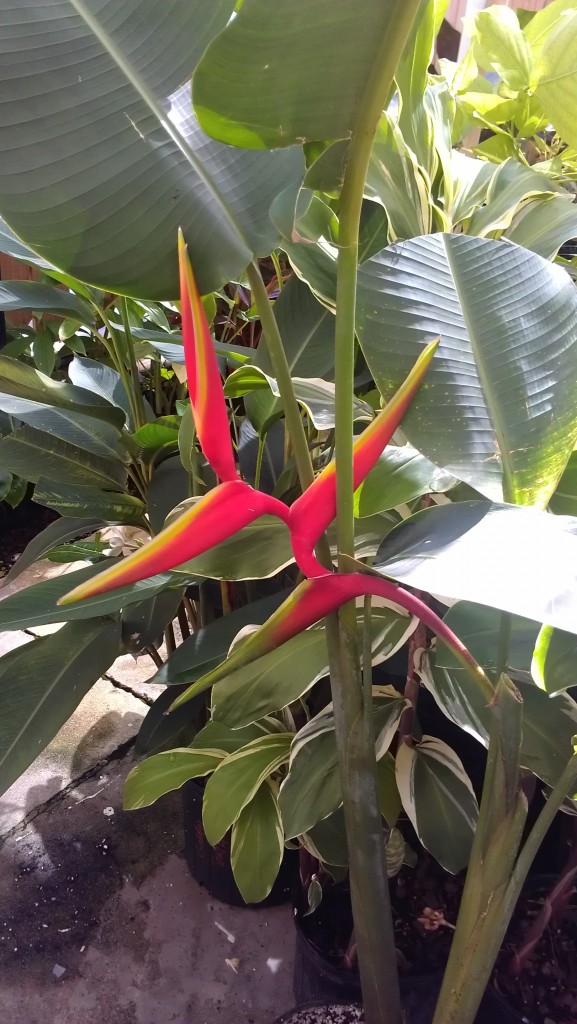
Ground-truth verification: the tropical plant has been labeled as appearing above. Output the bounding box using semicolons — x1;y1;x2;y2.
3;2;577;1024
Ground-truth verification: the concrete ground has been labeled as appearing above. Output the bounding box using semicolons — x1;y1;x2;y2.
0;562;296;1024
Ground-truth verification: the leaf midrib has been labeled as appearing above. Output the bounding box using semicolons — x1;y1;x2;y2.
66;0;250;255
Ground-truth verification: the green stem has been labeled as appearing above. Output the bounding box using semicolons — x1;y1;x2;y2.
246;262;315;490
495;611;512;680
119;297;147;430
94;307;140;432
330;5;427;1022
254;433;265;491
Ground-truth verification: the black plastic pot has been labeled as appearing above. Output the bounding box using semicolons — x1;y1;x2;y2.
182;779;296;907
293;895;500;1024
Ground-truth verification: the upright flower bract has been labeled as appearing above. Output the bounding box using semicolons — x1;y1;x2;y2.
60;235;440;621
178;229;238;484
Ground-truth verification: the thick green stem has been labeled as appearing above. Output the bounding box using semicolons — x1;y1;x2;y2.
331;5;427;1022
495;611;512;680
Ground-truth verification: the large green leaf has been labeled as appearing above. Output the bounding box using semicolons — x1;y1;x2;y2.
375;501;577;634
230;782;284;904
121;585;185;652
0;280;94;320
505;195;577;261
423;655;577;790
123;748;224;810
212;609;413;729
0;0;303;298
0;216;51;269
0;618;121;796
0;470;13;502
435;601;539;675
68;357;132;426
395;736;478;874
531;624;577;696
354;445;456;517
0;354;125;429
549;451;577;516
34;480;146;523
202;733;292;844
193;0;413;149
2;515;106;584
357;234;577;506
0;560;181;629
0;425;127;489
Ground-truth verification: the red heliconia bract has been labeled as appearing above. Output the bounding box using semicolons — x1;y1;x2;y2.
178;229;238;484
60;234;442;625
169;571;493;710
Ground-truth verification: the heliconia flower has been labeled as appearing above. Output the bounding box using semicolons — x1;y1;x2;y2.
168;572;494;710
288;339;439;577
58;480;290;605
178;229;238;483
59;234;438;608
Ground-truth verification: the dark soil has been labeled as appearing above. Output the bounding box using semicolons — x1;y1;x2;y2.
494;879;577;1024
298;859;577;1024
0;499;57;574
297;856;461;979
275;1007;363;1024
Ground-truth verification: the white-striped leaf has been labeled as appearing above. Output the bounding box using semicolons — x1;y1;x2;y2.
395;735;478;874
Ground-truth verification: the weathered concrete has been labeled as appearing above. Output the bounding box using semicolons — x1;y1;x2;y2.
0;751;295;1024
0;680;148;835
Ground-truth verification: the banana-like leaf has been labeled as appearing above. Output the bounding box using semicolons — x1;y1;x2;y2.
33;481;145;523
0;280;94;321
0;425;127;490
0;560;181;630
422;653;577;790
435;602;538;675
0;0;304;297
354;445;456;517
532;624;577;696
357;234;577;505
193;0;417;149
0;618;121;796
375;501;577;634
505;194;577;261
0;216;51;269
1;516;104;584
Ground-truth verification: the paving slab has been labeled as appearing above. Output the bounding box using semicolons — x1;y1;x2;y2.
0;680;148;835
0;749;295;1024
105;651;164;704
